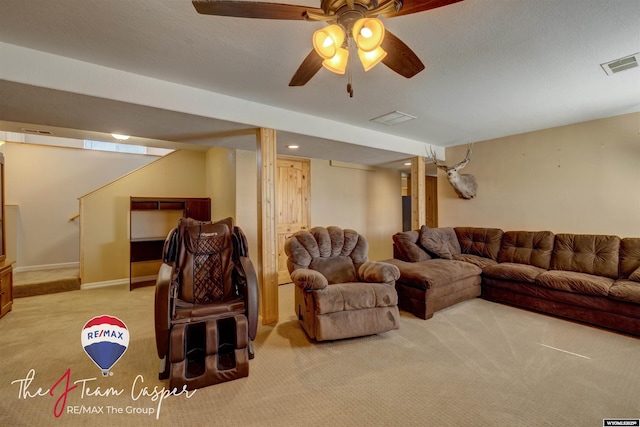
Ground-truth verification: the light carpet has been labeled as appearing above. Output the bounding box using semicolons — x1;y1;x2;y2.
13;268;81;297
0;283;638;427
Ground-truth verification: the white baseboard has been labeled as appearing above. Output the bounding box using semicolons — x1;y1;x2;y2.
14;262;80;274
81;278;129;290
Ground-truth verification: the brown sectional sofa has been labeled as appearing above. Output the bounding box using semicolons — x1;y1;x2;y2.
386;227;640;336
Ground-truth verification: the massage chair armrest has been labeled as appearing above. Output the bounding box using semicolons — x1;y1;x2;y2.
239;256;259;341
291;269;329;291
358;261;400;284
154;262;174;359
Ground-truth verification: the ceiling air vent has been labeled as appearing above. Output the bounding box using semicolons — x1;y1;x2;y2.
20;127;54;135
601;53;639;76
370;111;416;126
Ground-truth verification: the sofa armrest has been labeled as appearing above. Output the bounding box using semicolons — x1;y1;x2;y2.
358;261;400;284
291;269;329;291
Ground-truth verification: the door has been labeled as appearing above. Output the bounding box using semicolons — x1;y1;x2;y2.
276;157;310;284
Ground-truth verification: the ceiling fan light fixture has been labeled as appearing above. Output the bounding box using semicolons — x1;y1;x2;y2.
111;133;130;141
352;18;385;52
313;24;345;59
322;47;349;74
358;46;387;72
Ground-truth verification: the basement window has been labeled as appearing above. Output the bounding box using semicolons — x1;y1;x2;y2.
83;140;147;154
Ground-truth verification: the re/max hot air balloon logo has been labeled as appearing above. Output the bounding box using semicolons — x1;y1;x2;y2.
81;315;129;376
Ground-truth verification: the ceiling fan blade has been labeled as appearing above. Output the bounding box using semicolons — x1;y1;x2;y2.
381;31;425;78
192;0;323;20
379;0;464;18
289;50;324;86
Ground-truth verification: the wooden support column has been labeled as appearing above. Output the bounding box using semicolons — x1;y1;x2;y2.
411;156;426;230
257;128;279;325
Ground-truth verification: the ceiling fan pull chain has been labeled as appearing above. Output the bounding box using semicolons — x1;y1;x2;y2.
347;45;354;98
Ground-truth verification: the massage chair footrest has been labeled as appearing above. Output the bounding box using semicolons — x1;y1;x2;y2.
168;313;249;390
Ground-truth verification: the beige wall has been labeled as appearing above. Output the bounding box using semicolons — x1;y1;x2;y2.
33;141;401;287
206;149;403;264
438;113;640;237
80;150;207;285
206;147;236;221
205;147;259;261
310;160;402;261
234;149;258;260
1;142;157;269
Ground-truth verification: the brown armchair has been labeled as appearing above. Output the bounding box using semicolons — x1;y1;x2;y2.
285;226;401;341
155;217;258;390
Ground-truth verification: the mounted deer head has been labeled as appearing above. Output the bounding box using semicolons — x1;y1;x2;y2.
428;144;478;199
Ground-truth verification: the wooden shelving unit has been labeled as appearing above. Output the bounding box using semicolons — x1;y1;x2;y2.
129;197;210;290
0;153;11;319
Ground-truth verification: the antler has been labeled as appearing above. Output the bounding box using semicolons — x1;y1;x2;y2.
426;146;448;171
451;144;473;171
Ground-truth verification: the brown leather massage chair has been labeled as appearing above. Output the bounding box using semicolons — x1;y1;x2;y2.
154;217;258;390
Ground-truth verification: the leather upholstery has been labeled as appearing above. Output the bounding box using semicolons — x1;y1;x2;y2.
154;219;258;390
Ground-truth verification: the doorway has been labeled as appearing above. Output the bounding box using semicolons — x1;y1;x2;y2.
401;171;438;229
276;157;310;284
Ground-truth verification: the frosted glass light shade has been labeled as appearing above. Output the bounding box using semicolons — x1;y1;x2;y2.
358;46;387;72
352;18;385;52
111;133;130;141
313;24;345;59
322;47;349;74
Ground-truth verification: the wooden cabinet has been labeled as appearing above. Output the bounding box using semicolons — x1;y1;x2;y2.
129;197;210;290
0;153;11;319
0;264;12;318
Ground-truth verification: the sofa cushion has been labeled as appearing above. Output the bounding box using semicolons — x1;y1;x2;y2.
551;234;620;279
452;253;498;269
609;280;640;304
483;262;547;284
384;258;481;290
536;270;615;296
419;226;461;259
454;227;504;261
311;226;368;264
497;230;555;269
619;238;640;279
310;256;357;284
629;266;640;282
313;282;398;315
392;230;432;262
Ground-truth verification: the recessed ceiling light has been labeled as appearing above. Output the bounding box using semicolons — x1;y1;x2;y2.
111;133;130;141
404;162;412;166
370;111;416;126
287;145;299;149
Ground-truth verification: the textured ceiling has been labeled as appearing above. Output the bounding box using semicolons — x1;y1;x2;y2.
0;0;638;168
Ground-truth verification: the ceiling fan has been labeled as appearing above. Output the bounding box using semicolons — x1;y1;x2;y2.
193;0;463;95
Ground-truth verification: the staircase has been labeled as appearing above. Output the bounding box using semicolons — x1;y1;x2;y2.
13;268;81;298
